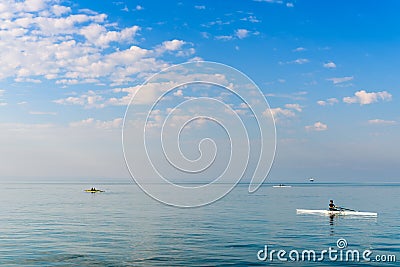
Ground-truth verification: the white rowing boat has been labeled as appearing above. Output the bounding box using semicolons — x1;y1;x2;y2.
296;209;377;217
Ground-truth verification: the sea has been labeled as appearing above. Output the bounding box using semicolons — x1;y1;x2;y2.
0;182;398;266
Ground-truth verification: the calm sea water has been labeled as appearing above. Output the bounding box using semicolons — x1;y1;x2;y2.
0;182;398;266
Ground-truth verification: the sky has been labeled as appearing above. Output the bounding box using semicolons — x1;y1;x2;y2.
0;0;399;182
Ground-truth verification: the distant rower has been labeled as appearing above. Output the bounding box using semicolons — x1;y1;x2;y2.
329;200;338;211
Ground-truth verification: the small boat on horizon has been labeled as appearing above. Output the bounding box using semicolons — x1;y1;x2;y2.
272;184;292;188
84;188;104;193
309;178;314;182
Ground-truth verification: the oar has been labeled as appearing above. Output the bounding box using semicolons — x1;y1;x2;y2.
337;207;357;212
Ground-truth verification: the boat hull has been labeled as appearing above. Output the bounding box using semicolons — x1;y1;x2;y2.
296;209;377;216
84;190;104;193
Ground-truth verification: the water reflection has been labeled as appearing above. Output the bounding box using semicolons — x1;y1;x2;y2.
328;214;378;236
329;214;335;235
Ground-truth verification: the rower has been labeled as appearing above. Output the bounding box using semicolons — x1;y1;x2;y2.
329;200;338;211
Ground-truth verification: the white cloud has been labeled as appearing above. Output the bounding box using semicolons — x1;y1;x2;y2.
368;119;396;125
16;0;46;12
215;35;233;41
286;3;294;7
343;90;392;105
53;90;105;108
53;96;85;106
265;91;308;101
285;58;309;64
194;5;205;10
214;29;257;41
69;118;95;127
263;104;302;123
201;32;210;39
327;76;353;84
0;2;195;86
239;103;249;109
154;40;195;57
69;118;123;129
188;56;204;62
52;5;71;16
80;24;140;48
293;47;306;52
317;98;338;106
173;89;183;97
14;77;42;83
240;16;260;23
160;39;186;51
265;108;295;121
323;61;336;69
112;72;230;107
235;29;250;39
305;122;328;131
202;19;232;28
285;103;302;112
29;111;57;115
136;5;144;11
96;118;123;129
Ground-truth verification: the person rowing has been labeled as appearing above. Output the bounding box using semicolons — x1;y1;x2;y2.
329;200;338;211
296;200;377;216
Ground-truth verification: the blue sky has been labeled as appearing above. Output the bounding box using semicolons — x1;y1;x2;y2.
0;0;399;182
